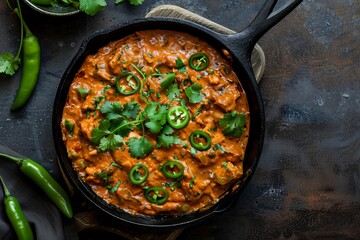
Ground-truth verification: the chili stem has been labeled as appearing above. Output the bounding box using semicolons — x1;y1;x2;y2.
0;176;11;197
0;152;22;165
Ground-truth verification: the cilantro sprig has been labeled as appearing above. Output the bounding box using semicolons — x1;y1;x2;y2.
218;111;246;138
185;83;203;104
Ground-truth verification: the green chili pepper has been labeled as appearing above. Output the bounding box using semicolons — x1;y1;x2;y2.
0;176;34;240
0;152;73;218
129;164;148;185
145;187;169;205
115;72;140;95
166;105;190;130
189;53;209;71
161;161;184;179
10;7;41;111
189;130;212;151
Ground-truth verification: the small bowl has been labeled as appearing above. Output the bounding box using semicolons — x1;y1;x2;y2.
23;0;80;16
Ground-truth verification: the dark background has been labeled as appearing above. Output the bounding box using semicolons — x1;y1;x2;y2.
0;0;359;239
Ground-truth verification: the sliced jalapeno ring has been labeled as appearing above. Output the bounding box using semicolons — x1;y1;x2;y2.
129;164;148;185
161;161;184;179
167;106;190;130
115;72;140;95
189;53;209;71
189;130;212;151
145;187;169;205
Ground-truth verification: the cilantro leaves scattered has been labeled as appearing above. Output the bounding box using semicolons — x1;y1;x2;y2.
166;84;181;101
219;111;246;138
0;52;20;76
185;83;203;103
126;137;153;158
156;125;182;148
79;0;107;16
144;102;168;133
116;0;145;5
176;58;187;73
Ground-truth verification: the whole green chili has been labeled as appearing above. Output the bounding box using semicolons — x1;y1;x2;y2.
0;176;34;240
10;6;41;111
0;152;73;218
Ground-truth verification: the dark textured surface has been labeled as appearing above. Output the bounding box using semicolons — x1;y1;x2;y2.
0;0;359;239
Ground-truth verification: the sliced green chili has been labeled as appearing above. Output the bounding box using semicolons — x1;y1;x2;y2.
0;152;73;218
189;130;212;151
161;161;184;179
115;72;140;95
145;187;169;205
189;53;209;71
129;163;148;185
0;176;34;240
167;105;190;130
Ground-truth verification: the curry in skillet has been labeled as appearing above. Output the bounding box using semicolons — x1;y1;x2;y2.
61;30;250;215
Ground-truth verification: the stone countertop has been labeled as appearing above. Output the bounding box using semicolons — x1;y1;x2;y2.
0;0;359;239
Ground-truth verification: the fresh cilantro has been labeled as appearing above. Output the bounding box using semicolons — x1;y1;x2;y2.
144;102;168;133
100;101;123;120
128;0;145;5
185;83;203;103
176;58;186;73
160;73;176;90
213;143;230;153
166;84;180;101
0;52;20;76
192;105;204;120
99;134;123;152
110;162;122;168
156;125;182;148
94;170;109;183
126;137;153;158
189;175;196;189
122;100;140;119
115;0;145;5
190;146;197;156
109;181;121;193
218;111;246;138
79;0;107;16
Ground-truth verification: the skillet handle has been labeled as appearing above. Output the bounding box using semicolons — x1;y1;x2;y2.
229;0;303;59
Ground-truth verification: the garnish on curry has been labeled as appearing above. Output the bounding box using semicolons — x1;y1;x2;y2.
61;30;250;215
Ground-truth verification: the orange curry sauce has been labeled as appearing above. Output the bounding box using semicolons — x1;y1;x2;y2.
61;30;250;215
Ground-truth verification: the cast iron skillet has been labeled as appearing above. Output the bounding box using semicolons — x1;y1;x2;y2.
53;0;303;229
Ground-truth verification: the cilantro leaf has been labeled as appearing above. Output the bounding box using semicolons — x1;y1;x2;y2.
0;52;20;76
115;0;145;5
100;101;123;120
79;0;107;16
144;102;168;133
166;84;180;101
91;120;111;145
126;137;153;158
156;125;182;148
122;100;140;119
176;58;186;73
111;119;133;137
218;111;246;138
128;0;145;5
185;83;203;103
160;73;176;90
99;134;123;151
